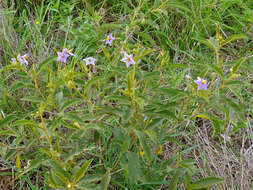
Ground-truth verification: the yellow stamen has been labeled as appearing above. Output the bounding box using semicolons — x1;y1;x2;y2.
106;37;110;41
61;54;65;58
126;57;131;62
69;49;72;52
25;56;28;60
201;80;206;84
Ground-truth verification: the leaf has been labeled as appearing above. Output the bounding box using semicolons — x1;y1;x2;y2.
134;129;153;161
134;31;156;47
196;114;223;137
48;160;71;184
188;177;223;189
0;115;16;128
209;115;223;138
60;98;82;112
231;57;246;74
221;96;245;121
9;81;32;93
169;170;180;190
224;80;244;86
221;34;247;46
83;76;104;92
127;152;144;184
0;130;17;136
156;87;188;97
198;90;209;102
99;173;111;190
73;159;93;185
37;56;56;73
146;118;164;130
208;64;224;80
16;152;21;172
194;37;219;52
102;46;110;62
12;120;37;127
20;156;48;176
21;96;45;103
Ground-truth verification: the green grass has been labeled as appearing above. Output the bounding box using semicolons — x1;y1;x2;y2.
0;0;253;189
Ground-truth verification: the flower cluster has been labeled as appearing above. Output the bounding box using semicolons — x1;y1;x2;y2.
11;54;29;66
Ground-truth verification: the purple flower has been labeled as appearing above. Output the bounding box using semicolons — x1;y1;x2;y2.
121;53;135;67
83;57;96;66
17;54;29;66
104;33;115;46
63;48;75;56
57;51;69;63
194;77;208;91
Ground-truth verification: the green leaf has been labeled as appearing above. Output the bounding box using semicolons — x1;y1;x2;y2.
157;87;188;97
127;152;144;184
37;56;56;73
99;173;111;190
146;118;164;130
20;156;48;176
60;98;82;112
9;81;33;93
231;57;246;74
0;115;16;128
21;96;45;103
194;37;219;52
12;120;37;127
221;34;247;46
102;46;111;62
134;31;156;47
208;64;224;80
83;76;104;92
188;177;223;189
48;160;71;184
73;159;93;185
209;115;223;138
134;129;153;161
169;170;180;190
221;96;245;121
0;130;17;136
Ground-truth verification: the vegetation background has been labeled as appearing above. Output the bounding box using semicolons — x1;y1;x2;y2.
0;0;253;189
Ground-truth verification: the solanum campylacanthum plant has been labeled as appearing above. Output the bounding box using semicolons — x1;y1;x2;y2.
0;21;248;190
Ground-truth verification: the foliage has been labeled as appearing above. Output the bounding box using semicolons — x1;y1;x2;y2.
0;0;252;189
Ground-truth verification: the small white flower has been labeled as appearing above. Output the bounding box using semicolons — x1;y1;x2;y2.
11;58;17;64
185;74;191;79
22;54;29;65
83;57;96;66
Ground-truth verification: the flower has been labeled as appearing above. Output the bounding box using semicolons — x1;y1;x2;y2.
121;53;135;67
57;51;69;63
185;74;191;79
11;58;17;64
83;57;96;66
120;49;127;56
194;77;208;91
17;54;29;65
104;33;115;46
63;48;75;56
